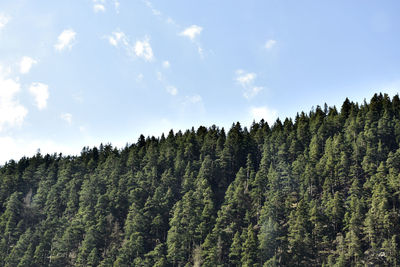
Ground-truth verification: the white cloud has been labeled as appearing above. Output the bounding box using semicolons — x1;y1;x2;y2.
140;1;205;58
235;70;263;99
0;14;10;30
265;39;277;49
29;82;49;110
107;31;127;47
162;60;170;69
250;106;278;125
54;29;76;51
107;31;154;61
93;4;106;13
19;56;38;74
92;0;106;13
0;66;28;131
108;37;118;47
180;25;202;41
134;37;154;61
236;70;256;86
60;113;72;125
140;2;204;57
166;86;178;96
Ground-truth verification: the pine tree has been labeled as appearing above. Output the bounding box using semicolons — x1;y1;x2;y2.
229;230;243;266
241;224;260;267
0;192;23;259
287;199;312;265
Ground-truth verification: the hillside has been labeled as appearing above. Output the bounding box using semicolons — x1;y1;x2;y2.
1;93;400;266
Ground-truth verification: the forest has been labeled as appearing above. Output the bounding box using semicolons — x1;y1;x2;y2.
1;93;400;266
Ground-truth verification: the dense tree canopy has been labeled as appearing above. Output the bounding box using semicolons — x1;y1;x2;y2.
1;93;400;266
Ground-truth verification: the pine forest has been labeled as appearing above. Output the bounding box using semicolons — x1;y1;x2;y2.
2;93;400;266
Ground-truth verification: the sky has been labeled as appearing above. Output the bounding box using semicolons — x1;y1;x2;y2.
0;0;400;163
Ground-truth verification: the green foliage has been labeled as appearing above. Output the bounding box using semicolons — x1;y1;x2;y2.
1;93;400;266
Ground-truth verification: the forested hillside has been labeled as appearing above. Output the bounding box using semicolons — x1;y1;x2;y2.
2;93;400;266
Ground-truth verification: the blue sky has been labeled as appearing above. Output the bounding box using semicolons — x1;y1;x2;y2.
0;0;400;162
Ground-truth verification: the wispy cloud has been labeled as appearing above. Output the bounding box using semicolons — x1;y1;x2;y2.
265;39;277;50
236;71;256;86
94;4;106;13
136;73;144;82
19;57;38;74
142;0;161;16
60;113;72;125
156;71;164;82
157;72;178;96
166;86;178;96
180;25;203;41
162;61;170;69
29;82;49;110
166;17;176;25
142;0;178;28
0;66;28;131
181;94;205;115
73;92;84;103
113;0;120;13
186;94;202;104
0;14;10;30
54;29;76;51
235;70;264;99
106;31;154;61
140;1;205;57
250;106;278;125
246;87;263;98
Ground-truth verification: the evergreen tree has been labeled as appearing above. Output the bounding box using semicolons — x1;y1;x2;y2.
241;224;260;267
287;200;312;266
